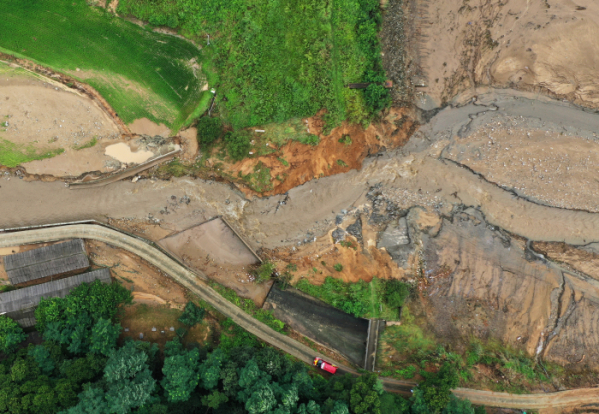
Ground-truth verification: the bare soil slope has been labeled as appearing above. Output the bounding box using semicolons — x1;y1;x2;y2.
407;0;599;109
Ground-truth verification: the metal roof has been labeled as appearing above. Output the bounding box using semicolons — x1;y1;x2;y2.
0;268;111;327
4;239;89;285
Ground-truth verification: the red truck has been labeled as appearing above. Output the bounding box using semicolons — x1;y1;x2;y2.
314;357;338;374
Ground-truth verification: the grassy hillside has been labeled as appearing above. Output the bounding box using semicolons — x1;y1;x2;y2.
118;0;391;131
0;0;205;131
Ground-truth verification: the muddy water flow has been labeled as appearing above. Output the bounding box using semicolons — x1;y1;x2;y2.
1;89;599;250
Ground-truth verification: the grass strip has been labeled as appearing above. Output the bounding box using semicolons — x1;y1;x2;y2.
0;139;64;167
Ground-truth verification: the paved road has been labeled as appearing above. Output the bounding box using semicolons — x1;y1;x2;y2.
1;223;597;409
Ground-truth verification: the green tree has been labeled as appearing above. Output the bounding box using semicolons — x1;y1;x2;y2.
103;342;156;413
161;348;201;402
0;315;26;354
379;393;410;414
90;319;121;356
443;395;478;414
418;362;459;413
54;379;78;409
245;382;277;414
61;353;106;385
364;84;391;115
225;131;251;161
36;280;132;332
196;117;224;145
198;348;225;390
65;386;110;414
178;302;205;327
349;373;383;414
28;345;55;375
330;401;350;414
201;390;229;410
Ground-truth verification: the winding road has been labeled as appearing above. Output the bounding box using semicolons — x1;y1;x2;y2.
0;222;597;410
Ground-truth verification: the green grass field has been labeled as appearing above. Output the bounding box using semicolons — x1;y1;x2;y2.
118;0;391;131
0;0;205;132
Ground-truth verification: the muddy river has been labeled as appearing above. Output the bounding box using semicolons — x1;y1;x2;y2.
2;89;599;249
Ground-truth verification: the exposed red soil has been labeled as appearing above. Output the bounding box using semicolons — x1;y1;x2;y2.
204;107;416;197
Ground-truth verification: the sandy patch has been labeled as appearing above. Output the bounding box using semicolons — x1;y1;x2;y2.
86;239;188;308
105;142;154;164
160;218;259;266
0;62;123;175
128;118;171;137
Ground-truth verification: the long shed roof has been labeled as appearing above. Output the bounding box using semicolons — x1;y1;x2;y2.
4;239;89;285
0;269;111;327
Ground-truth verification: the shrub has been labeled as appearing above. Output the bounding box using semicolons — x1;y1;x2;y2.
396;365;417;379
178;302;206;327
196;117;223;146
384;279;410;308
364;84;391;115
225;131;251;161
255;261;276;284
334;263;343;272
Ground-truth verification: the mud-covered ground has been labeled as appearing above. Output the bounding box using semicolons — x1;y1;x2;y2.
405;0;599;111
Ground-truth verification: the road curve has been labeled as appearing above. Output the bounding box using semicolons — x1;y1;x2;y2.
0;223;596;409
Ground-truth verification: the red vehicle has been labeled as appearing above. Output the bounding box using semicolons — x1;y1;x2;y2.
313;357;338;374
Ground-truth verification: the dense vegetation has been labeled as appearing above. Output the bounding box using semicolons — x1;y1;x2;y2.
196;117;224;146
117;0;391;132
0;0;205;130
294;276;409;319
0;277;488;414
378;307;565;393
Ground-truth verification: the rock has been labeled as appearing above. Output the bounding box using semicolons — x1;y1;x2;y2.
335;215;344;225
379;218;410;247
346;216;363;241
332;227;346;243
377;218;412;266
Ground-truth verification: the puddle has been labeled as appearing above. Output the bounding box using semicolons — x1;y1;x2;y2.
105;143;154;164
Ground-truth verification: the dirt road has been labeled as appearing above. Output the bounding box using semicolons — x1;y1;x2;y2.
3;222;599;409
